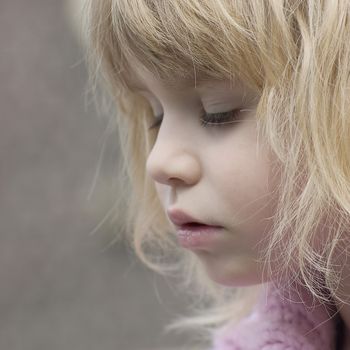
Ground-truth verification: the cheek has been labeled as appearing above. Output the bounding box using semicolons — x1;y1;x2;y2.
215;141;272;227
210;121;270;204
155;183;167;207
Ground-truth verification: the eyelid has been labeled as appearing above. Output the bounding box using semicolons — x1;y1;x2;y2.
200;108;242;127
147;108;254;131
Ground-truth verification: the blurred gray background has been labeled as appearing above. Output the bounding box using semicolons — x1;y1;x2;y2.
0;1;189;349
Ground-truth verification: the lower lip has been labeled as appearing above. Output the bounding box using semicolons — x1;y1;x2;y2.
176;225;224;249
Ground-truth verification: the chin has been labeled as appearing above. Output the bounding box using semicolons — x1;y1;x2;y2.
198;254;264;287
205;268;263;287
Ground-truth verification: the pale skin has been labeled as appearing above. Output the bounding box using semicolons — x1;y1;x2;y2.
132;66;279;286
130;66;350;348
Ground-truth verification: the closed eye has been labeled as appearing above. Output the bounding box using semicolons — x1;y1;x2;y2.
200;109;245;127
148;108;252;131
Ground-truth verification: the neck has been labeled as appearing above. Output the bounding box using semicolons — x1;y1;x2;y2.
333;258;350;350
336;303;350;350
344;332;350;350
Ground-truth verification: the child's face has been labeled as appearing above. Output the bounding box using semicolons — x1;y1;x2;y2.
133;67;279;287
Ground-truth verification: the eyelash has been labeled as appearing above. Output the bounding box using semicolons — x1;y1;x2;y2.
148;108;244;131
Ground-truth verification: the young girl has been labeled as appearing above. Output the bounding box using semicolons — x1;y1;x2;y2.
83;1;350;349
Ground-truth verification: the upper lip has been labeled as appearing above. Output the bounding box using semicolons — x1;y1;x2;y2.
167;208;219;227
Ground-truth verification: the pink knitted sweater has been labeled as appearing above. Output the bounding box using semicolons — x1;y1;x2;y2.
212;283;340;350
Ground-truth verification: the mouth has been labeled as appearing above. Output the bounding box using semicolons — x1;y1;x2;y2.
180;222;220;229
167;209;224;249
167;208;220;228
175;224;224;249
182;222;205;227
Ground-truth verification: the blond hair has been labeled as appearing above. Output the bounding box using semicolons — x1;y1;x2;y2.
83;0;350;346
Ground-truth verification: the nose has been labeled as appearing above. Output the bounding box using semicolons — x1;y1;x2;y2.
146;137;201;187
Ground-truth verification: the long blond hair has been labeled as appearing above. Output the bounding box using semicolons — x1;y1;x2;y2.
83;0;350;346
